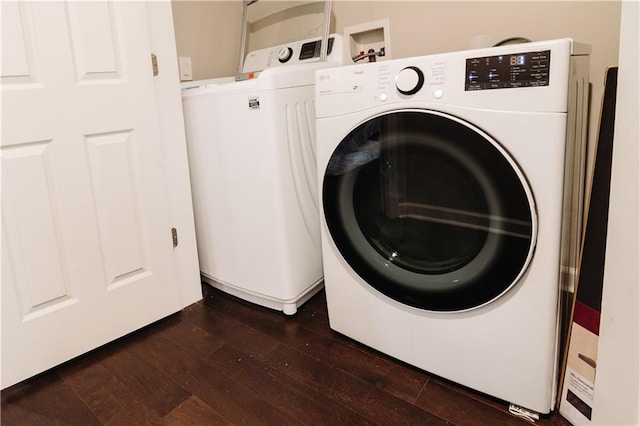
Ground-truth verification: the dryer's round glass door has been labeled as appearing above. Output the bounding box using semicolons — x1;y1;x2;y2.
322;110;536;312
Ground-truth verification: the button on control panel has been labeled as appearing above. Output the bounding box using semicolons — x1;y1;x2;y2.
277;47;293;63
432;88;444;99
395;66;425;95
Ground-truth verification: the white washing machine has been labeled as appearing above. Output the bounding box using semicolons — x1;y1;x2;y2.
183;35;349;315
315;39;590;413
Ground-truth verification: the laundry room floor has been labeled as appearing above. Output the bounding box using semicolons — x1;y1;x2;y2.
1;284;571;425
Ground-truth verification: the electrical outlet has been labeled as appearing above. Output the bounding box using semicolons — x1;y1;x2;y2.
179;56;192;81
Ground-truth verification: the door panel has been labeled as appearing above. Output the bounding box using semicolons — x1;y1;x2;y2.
1;1;182;388
1;1;38;87
2;140;68;311
85;130;148;286
66;1;123;82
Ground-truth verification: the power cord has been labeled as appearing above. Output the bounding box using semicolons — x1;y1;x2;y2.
493;37;533;46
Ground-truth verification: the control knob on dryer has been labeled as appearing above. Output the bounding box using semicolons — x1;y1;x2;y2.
278;47;293;63
395;66;425;95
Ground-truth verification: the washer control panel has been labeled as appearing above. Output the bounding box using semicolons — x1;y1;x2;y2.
243;36;337;72
465;50;551;91
298;37;335;60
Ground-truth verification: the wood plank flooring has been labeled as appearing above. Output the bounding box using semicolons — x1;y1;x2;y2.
2;284;571;425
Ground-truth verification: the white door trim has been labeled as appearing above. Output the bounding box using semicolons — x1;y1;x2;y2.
146;1;202;308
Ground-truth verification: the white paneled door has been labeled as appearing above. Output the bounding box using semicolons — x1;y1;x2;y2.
1;1;185;388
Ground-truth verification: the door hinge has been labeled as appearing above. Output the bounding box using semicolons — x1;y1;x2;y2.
171;228;178;247
151;53;159;76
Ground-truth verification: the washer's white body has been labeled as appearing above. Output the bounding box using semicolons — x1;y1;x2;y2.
315;39;589;412
183;35;348;315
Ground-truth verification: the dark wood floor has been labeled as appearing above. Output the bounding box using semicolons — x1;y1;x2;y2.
2;284;571;425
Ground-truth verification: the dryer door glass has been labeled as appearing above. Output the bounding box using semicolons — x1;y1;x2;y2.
322;110;536;312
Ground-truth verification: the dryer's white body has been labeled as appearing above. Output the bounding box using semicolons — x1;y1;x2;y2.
183;35;348;314
315;39;589;413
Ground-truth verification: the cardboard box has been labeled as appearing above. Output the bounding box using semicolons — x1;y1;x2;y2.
558;67;618;424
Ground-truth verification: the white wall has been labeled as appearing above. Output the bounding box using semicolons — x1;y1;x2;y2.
592;1;640;424
172;1;621;186
171;0;243;80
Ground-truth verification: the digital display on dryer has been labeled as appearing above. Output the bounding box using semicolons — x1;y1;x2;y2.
465;50;551;91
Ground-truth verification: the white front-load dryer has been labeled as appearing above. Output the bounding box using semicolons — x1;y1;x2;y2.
315;39;590;414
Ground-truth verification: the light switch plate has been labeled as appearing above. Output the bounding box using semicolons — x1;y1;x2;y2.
179;56;192;81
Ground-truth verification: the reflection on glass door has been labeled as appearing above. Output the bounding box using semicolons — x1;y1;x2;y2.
323;110;536;311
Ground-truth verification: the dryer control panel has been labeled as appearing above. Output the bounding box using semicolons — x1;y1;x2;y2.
465;50;551;91
315;38;576;117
